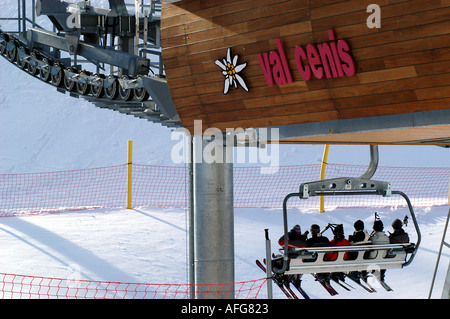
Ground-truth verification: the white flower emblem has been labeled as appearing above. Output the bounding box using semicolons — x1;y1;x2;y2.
215;48;249;94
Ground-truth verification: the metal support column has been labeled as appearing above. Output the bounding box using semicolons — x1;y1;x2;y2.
442;261;450;299
188;134;195;298
428;206;450;298
191;134;234;299
264;229;273;299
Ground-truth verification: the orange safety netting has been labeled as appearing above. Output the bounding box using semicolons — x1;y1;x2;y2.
1;163;448;299
0;273;266;299
1;163;448;217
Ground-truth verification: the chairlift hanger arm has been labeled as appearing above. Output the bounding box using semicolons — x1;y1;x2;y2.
360;145;379;180
391;190;421;266
276;192;301;274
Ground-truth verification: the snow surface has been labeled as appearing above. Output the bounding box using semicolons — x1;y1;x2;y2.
0;205;449;299
0;0;449;300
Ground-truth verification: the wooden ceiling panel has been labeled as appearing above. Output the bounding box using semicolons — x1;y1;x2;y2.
278;125;450;146
161;0;450;145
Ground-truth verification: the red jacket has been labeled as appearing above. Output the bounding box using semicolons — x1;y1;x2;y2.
327;238;350;261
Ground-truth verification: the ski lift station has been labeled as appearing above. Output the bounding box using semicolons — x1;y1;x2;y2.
0;0;449;299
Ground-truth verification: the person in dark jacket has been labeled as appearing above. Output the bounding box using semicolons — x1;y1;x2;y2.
389;219;410;243
347;219;370;261
305;224;331;283
278;224;308;249
305;224;330;247
348;220;370;243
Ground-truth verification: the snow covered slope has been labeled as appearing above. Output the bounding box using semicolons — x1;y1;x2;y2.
0;205;448;299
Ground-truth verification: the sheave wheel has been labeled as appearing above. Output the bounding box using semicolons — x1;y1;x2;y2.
40;58;52;82
28;52;39;76
0;33;6;55
6;40;17;62
76;71;91;95
104;76;119;100
134;77;149;101
91;74;105;98
51;62;63;87
118;76;134;101
64;67;77;91
16;46;28;70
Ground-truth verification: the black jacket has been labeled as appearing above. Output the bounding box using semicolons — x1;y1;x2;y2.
278;230;308;247
306;235;330;247
349;230;370;243
389;228;409;243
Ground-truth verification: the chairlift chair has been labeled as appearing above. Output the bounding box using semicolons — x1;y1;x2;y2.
271;176;421;276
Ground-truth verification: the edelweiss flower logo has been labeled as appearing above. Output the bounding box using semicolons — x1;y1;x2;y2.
215;48;249;94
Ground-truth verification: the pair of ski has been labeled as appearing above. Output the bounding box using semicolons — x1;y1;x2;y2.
346;272;393;292
345;273;376;293
315;273;377;295
256;259;392;299
377;279;393;292
368;273;393;292
330;275;354;292
256;259;310;299
315;272;392;294
311;274;339;296
256;259;338;298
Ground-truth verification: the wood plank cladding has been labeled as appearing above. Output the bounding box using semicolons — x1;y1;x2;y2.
278;125;450;145
161;0;450;141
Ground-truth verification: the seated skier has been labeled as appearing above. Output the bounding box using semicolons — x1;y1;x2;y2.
369;219;390;252
347;219;370;261
278;224;308;250
368;219;390;281
305;224;330;247
388;218;410;244
329;224;350;283
348;220;370;243
328;224;350;261
304;224;332;284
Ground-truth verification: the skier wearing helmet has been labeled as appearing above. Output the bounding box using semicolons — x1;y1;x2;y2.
389;218;410;243
278;224;308;249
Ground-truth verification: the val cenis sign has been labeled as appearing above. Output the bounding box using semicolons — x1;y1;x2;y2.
258;30;356;86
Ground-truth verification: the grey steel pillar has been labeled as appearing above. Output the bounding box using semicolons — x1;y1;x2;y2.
442;262;450;299
191;134;234;299
428;206;450;298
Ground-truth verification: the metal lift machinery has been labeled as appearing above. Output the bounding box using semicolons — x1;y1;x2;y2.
0;0;181;127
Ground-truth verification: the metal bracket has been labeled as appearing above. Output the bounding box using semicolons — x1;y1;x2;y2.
27;27;150;76
118;76;144;90
65;32;80;55
299;177;392;199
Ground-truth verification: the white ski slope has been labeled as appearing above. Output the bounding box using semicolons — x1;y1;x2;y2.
0;0;449;300
0;205;449;299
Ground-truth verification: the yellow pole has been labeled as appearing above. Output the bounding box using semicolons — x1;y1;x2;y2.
319;144;330;213
127;140;133;209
